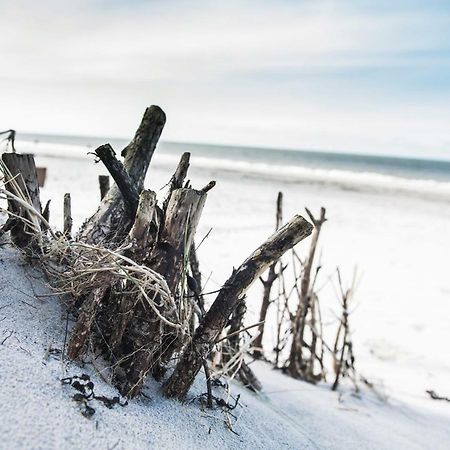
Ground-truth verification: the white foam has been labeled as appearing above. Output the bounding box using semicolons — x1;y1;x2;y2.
17;139;94;159
18;139;450;201
154;153;450;201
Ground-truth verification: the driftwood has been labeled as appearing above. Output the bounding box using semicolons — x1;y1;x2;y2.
67;285;109;359
121;186;208;396
162;152;190;213
307;291;325;381
2;106;326;403
164;215;313;400
94;144;140;217
63;193;72;237
79;106;166;245
426;390;450;402
1;153;42;247
62;108;218;398
254;191;283;359
36;167;47;188
102;190;161;360
188;235;261;392
332;269;357;391
124;190;159;261
288;207;326;381
36;167;47;187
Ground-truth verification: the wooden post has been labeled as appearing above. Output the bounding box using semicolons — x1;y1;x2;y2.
63;193;72;238
125;190;159;260
67;190;160;361
163;215;313;400
1;153;42;247
152;188;208;291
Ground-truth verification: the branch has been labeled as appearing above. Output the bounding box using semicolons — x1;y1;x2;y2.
79;106;166;244
94;144;139;216
162;152;191;212
163;214;313;400
121;105;166;189
201;181;216;193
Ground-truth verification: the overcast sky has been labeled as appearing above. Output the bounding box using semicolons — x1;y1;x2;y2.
1;0;450;159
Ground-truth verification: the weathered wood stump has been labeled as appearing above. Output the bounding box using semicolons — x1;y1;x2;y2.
2;105;315;401
1;153;42;247
64;108;220;398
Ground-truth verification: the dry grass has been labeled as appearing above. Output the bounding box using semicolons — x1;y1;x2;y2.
0;163;189;337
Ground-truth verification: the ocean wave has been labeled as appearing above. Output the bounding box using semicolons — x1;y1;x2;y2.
154;154;450;201
17;139;450;201
16;140;95;159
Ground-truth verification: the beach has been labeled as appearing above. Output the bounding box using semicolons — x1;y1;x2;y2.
12;135;450;412
1;135;450;448
2;1;450;447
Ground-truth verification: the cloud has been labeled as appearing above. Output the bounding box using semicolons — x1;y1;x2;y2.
0;0;450;158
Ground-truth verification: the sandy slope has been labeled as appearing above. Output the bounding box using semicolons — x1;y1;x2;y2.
1;242;449;450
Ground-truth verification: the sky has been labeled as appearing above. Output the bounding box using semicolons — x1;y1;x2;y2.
1;0;450;159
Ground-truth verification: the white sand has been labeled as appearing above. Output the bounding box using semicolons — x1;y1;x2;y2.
1;243;450;449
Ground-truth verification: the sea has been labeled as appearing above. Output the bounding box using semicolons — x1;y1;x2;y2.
14;132;450;201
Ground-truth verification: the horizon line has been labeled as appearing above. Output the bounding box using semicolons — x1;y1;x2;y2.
14;130;450;164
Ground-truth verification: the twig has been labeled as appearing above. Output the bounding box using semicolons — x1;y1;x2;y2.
1;330;13;345
203;359;213;408
216;321;264;344
201;181;216;193
427;390;450;402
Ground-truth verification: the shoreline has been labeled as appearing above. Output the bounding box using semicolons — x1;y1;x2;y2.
13;139;450;203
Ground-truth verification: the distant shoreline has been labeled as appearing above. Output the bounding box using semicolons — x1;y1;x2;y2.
16;131;450;165
14;135;450;202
